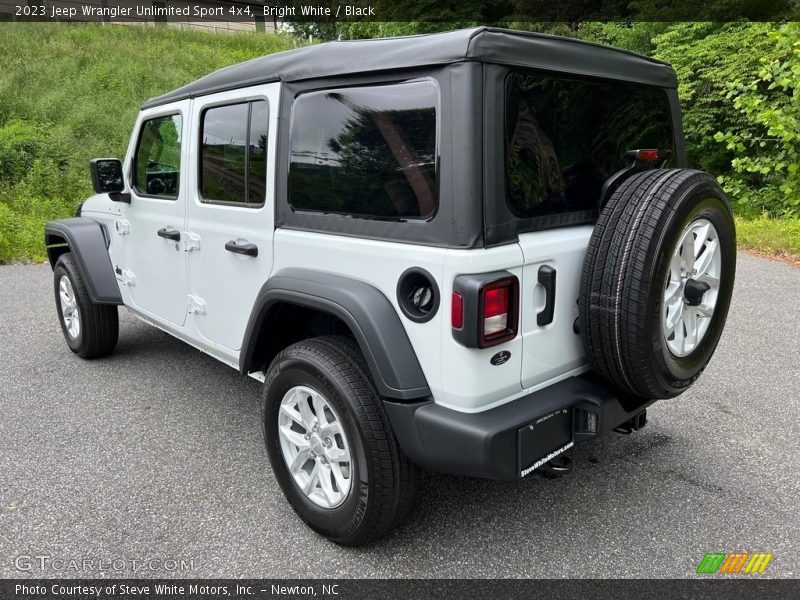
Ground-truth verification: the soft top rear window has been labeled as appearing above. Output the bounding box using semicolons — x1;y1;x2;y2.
505;71;675;226
288;80;438;221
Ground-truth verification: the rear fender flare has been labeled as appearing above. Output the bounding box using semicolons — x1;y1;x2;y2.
240;269;431;401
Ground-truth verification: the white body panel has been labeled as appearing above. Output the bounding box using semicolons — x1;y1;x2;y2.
123;100;192;327
185;85;279;355
271;228;590;413
517;227;593;389
80;81;593;415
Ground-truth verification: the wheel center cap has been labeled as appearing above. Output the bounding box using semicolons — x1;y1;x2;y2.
310;435;324;456
684;278;711;307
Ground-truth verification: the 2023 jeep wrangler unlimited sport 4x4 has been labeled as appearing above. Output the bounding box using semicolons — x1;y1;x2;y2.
45;28;735;546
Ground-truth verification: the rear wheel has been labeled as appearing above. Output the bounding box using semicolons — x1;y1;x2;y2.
262;335;419;546
53;252;119;358
579;169;736;400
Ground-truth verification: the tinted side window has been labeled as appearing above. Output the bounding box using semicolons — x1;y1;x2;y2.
505;72;675;223
134;114;182;199
288;81;438;220
200;100;268;205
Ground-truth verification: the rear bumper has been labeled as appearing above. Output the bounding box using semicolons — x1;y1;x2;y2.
383;374;654;481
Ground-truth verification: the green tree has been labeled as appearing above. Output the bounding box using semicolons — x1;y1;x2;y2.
714;23;800;216
650;22;778;175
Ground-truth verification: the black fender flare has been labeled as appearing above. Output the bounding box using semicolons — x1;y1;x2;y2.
44;218;122;305
240;268;431;401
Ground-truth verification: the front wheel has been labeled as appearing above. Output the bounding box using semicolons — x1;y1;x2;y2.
53;252;119;358
262;335;419;546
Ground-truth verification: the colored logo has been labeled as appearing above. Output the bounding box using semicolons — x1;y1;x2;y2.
696;552;773;574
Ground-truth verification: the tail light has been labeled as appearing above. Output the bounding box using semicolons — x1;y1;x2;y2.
627;148;660;162
451;271;519;348
451;292;464;329
479;277;518;347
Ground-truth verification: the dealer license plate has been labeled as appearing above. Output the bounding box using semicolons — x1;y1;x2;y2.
518;408;573;477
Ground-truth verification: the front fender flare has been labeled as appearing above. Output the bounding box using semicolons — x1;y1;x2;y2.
44;218;122;305
241;269;431;401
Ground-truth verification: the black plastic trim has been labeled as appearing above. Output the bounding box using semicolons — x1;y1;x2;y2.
108;192;131;204
240;268;430;400
536;265;556;326
598;149;664;209
89;158;125;194
396;267;440;324
44;218;122;305
383;374;655;480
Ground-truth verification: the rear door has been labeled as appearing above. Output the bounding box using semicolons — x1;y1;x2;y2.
517;227;591;388
185;85;279;354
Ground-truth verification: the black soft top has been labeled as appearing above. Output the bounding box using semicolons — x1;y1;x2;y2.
142;26;677;109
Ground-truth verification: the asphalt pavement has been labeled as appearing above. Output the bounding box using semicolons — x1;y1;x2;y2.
0;252;798;578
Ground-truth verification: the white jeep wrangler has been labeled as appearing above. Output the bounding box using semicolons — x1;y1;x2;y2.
45;28;735;545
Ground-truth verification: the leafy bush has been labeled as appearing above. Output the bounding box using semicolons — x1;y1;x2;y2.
561;22;800;224
714;23;800;217
0;120;49;184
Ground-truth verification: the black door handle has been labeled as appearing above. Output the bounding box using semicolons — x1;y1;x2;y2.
225;240;258;257
157;227;180;241
537;265;556;326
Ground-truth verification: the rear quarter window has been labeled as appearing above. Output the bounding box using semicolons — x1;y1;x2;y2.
505;71;675;225
200;100;268;206
288;80;438;221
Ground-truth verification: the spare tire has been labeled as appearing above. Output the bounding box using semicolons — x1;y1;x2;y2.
579;169;736;399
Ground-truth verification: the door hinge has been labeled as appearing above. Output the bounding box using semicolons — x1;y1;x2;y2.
184;232;201;252
115;219;130;236
187;294;206;316
114;266;136;286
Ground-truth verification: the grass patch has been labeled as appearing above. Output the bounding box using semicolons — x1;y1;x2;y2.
0;23;300;263
736;216;800;265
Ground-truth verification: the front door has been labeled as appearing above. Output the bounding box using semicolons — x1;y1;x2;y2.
185;85;278;353
122;103;191;326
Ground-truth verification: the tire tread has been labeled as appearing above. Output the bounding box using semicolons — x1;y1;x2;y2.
579;169;733;399
263;335;419;546
54;253;118;358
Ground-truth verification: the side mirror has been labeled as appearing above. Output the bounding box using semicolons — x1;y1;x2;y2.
89;158;127;197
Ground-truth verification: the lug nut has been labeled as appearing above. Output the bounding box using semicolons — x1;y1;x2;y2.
321;457;328;464
323;438;332;448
